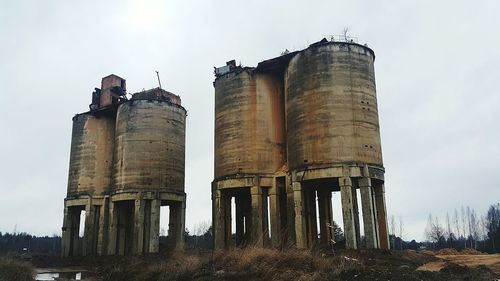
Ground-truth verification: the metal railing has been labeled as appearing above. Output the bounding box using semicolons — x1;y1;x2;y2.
328;35;359;43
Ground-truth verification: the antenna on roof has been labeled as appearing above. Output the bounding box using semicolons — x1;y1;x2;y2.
155;70;162;89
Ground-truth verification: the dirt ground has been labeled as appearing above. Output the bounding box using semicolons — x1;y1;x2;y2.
26;249;500;281
418;254;500;275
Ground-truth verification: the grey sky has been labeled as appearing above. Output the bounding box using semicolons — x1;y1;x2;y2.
0;0;498;241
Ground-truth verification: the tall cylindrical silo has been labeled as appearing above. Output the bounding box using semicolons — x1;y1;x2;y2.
67;113;115;197
285;42;382;171
214;69;286;179
113;93;186;193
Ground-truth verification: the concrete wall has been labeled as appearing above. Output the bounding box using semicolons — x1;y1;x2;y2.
67;114;115;197
285;42;383;171
114;99;186;192
214;70;286;179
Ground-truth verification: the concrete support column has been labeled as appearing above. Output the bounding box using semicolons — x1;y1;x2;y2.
286;176;296;245
305;188;318;247
107;200;117;254
170;201;186;251
351;186;361;246
235;195;245;246
61;205;73;257
359;177;379;249
262;188;270;246
269;179;281;248
223;193;232;247
97;198;109;255
143;200;151;252
83;199;95;256
243;193;252;244
293;181;307;249
374;184;390;249
250;185;264;247
133;197;145;254
149;199;161;253
213;189;226;249
340;177;358;249
318;190;333;245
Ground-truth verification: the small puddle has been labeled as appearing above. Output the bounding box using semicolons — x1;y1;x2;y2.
35;271;83;280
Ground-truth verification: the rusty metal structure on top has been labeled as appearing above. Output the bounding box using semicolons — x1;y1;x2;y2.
62;75;187;257
212;38;390;250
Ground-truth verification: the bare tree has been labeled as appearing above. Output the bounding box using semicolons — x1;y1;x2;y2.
461;206;468;247
389;215;396;249
342;27;349;41
446;212;453;246
486;203;500;251
453;208;461;240
398;215;405;250
425;214;445;247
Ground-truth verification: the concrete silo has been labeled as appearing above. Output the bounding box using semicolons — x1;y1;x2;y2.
63;112;115;256
285;41;388;249
213;63;288;248
62;75;187;257
212;38;389;250
110;89;186;255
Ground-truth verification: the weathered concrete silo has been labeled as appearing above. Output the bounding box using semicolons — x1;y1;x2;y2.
213;63;288;248
62;112;115;256
110;89;186;255
62;75;187;257
212;38;389;250
285;41;388;249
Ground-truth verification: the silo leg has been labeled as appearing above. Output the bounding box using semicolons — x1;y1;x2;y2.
374;184;390;249
133;198;145;254
148;199;160;253
359;177;378;249
250;185;264;247
340;177;358;249
318;190;333;245
213;189;226;249
269;179;281;248
293;181;307;249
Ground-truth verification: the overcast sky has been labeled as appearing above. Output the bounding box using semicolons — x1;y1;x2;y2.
0;0;499;241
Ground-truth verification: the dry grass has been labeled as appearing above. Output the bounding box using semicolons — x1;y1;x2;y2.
212;247;361;281
98;248;362;281
0;257;34;281
99;254;203;281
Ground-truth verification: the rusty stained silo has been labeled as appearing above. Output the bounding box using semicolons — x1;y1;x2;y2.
62;75;123;258
213;65;288;249
109;88;187;255
113;91;186;192
67;113;115;197
285;41;389;250
214;69;285;178
62;76;187;258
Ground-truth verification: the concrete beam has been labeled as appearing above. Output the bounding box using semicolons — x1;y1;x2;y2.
250;185;264;247
305;188;318;248
133;198;145;254
318;189;333;245
269;178;281;248
149;199;160;253
97;198;109;255
359;177;378;249
293;181;307;249
213;189;225;249
170;201;186;251
340;177;358;249
374;184;390;249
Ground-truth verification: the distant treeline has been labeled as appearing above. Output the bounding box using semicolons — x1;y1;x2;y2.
0;232;61;255
388;203;500;253
422;203;500;253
